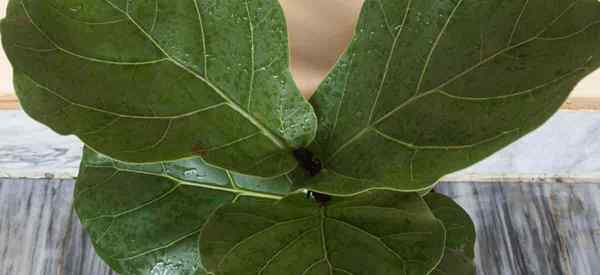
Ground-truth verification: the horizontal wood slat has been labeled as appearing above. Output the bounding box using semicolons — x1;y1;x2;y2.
0;94;18;110
562;98;600;111
0;94;598;110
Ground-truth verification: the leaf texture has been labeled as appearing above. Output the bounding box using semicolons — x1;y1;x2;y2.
308;0;600;194
74;147;292;274
1;0;317;177
199;191;446;275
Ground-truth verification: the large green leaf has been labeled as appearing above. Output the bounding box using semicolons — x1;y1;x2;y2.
308;0;600;194
199;191;446;275
74;147;293;274
1;0;316;177
425;193;476;275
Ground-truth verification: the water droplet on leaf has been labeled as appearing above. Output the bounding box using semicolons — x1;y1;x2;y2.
69;4;83;13
184;169;198;177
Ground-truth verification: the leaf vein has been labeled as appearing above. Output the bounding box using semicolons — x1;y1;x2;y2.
150;0;159;32
334;267;355;275
507;0;530;47
326;217;406;263
216;215;316;271
257;228;318;275
115;165;283;199
320;208;334;275
372;127;521;150
376;0;396;37
117;119;173;154
435;66;587;102
245;0;256;112
414;0;464;96
192;0;209;77
102;0;288;149
20;62;229;120
302;259;326;275
371;1;581;127
538;20;600;41
84;184;181;222
117;226;204;261
368;0;413;124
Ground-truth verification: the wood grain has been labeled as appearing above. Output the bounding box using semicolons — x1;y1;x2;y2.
0;179;116;275
437;181;600;275
1;179;599;275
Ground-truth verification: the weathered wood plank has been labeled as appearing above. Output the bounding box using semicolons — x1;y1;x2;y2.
2;94;599;110
1;179;599;275
0;179;116;275
437;181;600;275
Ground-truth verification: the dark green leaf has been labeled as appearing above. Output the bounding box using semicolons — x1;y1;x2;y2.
425;193;476;275
75;147;292;274
2;0;316;177
200;191;446;275
308;0;600;194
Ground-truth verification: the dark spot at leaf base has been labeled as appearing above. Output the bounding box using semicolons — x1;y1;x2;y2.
293;148;322;177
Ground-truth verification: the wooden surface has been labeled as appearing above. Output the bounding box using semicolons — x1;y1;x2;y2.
0;94;597;110
1;179;599;275
437;181;600;275
0;179;115;275
562;98;600;111
0;94;18;110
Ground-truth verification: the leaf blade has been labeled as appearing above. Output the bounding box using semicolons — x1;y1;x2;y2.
199;191;446;275
75;147;292;274
425;192;476;275
2;0;317;177
309;0;600;194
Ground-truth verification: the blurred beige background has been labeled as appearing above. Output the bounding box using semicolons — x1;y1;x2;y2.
0;0;598;101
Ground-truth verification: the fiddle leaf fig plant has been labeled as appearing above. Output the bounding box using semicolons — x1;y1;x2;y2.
3;0;600;274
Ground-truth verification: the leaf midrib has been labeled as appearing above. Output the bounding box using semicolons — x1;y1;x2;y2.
83;163;284;201
215;206;419;275
105;0;291;148
105;0;290;149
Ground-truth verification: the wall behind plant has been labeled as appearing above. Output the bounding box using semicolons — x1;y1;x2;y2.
0;0;598;99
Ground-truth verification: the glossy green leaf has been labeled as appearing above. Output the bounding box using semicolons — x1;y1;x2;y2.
199;191;446;275
1;0;316;177
308;0;600;194
74;147;293;275
425;193;476;275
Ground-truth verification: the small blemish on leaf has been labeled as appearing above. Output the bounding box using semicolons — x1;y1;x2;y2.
191;144;209;158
